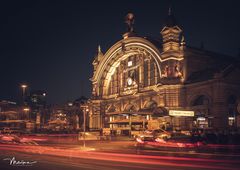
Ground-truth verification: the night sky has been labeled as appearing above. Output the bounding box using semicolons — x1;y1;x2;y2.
0;0;240;104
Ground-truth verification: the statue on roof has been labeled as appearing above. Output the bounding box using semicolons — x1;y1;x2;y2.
125;13;135;32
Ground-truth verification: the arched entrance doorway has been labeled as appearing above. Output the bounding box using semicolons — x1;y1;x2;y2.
191;95;211;129
227;95;238;127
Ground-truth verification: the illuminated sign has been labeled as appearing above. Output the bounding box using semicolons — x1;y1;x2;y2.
197;117;206;121
169;110;194;117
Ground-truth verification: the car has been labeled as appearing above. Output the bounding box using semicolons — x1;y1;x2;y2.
78;132;100;140
2;127;13;134
143;129;172;140
135;134;155;144
155;132;203;148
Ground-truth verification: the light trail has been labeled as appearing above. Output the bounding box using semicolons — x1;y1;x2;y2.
0;144;239;170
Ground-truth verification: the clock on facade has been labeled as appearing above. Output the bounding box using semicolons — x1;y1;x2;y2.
127;77;133;86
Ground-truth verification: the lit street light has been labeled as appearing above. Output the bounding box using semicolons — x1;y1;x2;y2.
21;84;27;89
21;84;28;105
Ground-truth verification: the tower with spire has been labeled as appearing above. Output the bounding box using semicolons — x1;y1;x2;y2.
160;7;185;80
160;7;184;53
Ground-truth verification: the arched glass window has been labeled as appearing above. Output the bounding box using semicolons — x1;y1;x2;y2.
143;60;148;86
227;95;237;115
227;95;237;105
192;95;209;106
107;54;161;95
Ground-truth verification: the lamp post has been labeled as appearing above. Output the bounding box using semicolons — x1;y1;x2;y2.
21;84;27;105
80;105;88;148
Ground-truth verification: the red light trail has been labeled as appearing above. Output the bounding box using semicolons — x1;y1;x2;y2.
0;144;239;170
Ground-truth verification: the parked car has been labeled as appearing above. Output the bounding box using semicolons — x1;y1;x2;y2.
152;129;171;139
78;132;100;140
135;134;155;144
155;132;203;148
2;127;13;134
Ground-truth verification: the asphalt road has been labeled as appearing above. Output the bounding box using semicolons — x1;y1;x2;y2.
1;134;240;170
0;143;239;170
0;150;199;170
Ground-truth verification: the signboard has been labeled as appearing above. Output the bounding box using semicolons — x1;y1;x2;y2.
169;110;194;117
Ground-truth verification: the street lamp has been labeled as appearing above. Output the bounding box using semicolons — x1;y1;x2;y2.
84;108;89;133
21;84;27;88
21;84;27;105
80;105;89;148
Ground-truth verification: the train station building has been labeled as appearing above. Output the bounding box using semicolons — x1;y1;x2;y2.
89;11;240;135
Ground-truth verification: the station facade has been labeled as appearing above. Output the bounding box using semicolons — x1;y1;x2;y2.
89;11;240;135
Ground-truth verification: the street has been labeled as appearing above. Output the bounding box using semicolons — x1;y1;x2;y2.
0;138;240;170
1;1;240;170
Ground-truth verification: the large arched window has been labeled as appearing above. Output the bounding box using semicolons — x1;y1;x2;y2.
191;95;210;116
107;54;160;95
227;95;238;127
227;95;237;115
192;95;209;106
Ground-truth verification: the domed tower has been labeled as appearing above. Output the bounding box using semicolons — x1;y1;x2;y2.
160;8;185;82
161;7;184;52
